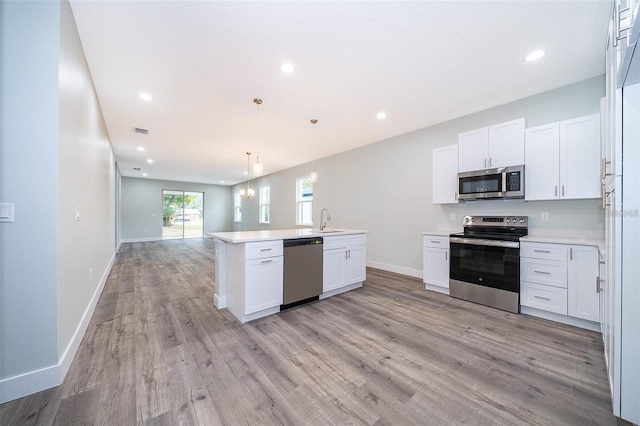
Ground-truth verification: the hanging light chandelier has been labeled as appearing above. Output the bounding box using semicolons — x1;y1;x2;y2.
310;118;318;183
240;151;255;199
253;98;264;177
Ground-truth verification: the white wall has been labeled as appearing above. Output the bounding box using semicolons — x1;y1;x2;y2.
120;177;232;241
0;0;117;403
1;0;61;391
57;0;116;365
234;76;605;276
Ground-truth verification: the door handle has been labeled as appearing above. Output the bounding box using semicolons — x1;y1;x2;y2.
534;249;551;253
569;247;573;261
562;185;565;197
261;259;273;264
555;185;558;197
445;251;448;261
596;277;603;293
534;270;551;275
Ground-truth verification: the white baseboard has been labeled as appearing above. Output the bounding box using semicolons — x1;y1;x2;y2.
521;306;600;332
120;237;163;243
59;252;116;378
366;260;422;279
0;364;61;404
0;252;116;404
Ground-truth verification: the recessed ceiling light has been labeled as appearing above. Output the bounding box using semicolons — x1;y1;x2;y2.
136;146;145;152
139;92;152;101
147;159;154;164
243;171;248;175
280;63;295;74
142;173;148;177
525;49;545;62
377;112;387;120
220;180;225;184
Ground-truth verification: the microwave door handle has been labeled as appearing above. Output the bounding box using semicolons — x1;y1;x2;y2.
450;237;519;249
502;171;507;192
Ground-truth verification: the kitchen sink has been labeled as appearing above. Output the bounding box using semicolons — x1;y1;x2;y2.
317;229;344;233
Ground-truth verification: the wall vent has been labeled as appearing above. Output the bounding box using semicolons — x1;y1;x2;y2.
133;167;141;171
133;127;149;135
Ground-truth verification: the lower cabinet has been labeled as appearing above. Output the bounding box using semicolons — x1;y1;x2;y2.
520;241;600;328
422;234;450;294
245;256;284;315
323;234;366;294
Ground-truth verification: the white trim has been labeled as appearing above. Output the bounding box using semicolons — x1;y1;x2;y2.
0;364;61;404
0;252;116;404
59;252;116;378
366;260;422;279
120;237;163;243
319;282;363;299
521;306;600;332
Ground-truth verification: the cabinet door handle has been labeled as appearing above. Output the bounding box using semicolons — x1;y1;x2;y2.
569;247;573;261
534;295;551;301
534;270;551;275
445;251;448;261
596;277;602;293
260;248;272;252
430;240;441;244
484;158;487;168
345;250;348;260
554;185;558;197
348;249;351;259
562;185;565;197
488;157;492;167
261;259;273;264
534;249;551;253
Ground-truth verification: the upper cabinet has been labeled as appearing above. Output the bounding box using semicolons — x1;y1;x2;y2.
432;144;458;204
458;118;525;172
525;114;601;201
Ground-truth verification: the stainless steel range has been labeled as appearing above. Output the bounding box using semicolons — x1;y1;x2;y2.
449;215;528;313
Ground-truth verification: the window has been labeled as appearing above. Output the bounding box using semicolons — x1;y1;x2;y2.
234;191;242;222
259;186;270;224
296;177;313;225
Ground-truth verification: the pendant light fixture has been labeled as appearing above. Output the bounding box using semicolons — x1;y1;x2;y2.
253;98;264;177
310;119;318;183
240;152;255;199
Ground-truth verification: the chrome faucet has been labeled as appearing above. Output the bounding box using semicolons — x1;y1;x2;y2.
320;208;332;231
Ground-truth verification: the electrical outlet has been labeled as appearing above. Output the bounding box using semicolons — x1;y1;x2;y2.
450;212;457;221
541;212;550;222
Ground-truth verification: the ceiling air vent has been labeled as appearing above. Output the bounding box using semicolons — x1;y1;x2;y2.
133;127;148;135
133;167;141;171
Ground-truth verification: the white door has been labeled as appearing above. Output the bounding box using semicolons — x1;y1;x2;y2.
344;245;366;285
245;257;283;314
567;245;599;322
323;248;346;292
488;118;525;168
433;144;459;204
458;127;488;172
559;114;601;199
423;247;449;289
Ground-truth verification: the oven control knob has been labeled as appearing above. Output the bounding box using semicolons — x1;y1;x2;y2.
505;218;511;224
512;217;517;223
519;218;525;224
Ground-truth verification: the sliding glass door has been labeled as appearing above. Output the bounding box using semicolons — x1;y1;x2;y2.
162;190;204;239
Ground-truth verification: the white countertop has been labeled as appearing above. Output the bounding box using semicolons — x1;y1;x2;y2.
520;234;604;250
208;228;368;244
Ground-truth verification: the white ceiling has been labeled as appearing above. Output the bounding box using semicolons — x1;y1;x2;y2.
69;0;612;185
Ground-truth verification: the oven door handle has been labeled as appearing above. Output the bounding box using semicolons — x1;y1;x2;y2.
450;237;520;249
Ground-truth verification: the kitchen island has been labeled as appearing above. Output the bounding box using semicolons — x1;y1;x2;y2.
208;228;368;323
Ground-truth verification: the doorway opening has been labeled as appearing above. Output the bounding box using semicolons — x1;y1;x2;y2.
162;190;204;239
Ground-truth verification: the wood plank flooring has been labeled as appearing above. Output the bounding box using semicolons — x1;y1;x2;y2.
0;239;628;425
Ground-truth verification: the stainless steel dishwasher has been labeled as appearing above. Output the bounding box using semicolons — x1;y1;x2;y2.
282;237;323;309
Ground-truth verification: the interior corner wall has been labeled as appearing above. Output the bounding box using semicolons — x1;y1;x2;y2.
120;177;232;241
232;76;605;275
57;0;116;368
1;0;61;399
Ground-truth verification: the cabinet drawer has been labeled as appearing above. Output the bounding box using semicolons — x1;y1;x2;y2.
245;240;283;260
521;257;567;287
521;281;567;315
423;235;449;249
323;234;365;250
521;242;567;261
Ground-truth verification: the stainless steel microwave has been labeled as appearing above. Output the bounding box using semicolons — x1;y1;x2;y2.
457;165;525;200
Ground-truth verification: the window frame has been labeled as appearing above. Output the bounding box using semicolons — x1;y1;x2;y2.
295;176;314;226
259;185;271;224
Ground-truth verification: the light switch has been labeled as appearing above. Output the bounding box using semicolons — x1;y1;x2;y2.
75;206;81;221
0;203;15;222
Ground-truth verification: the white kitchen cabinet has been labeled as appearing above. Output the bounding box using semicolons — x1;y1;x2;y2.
458;118;525;172
422;234;449;294
226;240;284;323
560;114;602;200
525;114;600;201
322;234;366;296
245;256;284;314
567;245;600;322
520;241;600;329
432;144;459;204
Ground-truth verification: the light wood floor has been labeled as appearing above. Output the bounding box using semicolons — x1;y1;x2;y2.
1;239;628;425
